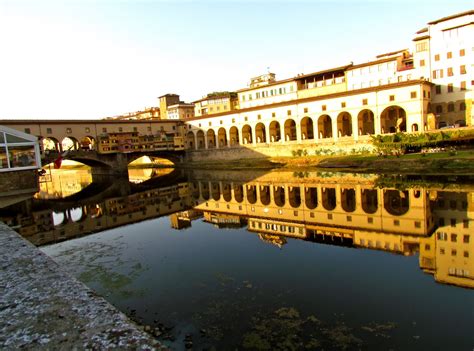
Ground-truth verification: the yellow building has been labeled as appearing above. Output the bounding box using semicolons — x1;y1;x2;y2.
194;92;239;117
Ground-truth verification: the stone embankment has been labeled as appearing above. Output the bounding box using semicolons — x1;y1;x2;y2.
0;222;162;350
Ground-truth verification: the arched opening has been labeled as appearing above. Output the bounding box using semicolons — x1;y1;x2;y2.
61;137;79;151
229;126;239;146
42;137;61;153
269;121;281;143
211;182;220;201
380;106;407;134
274;186;285;207
191;182;200;199
260;185;271;205
246;185;257;204
255;123;266;143
341;188;356;212
361;189;378;214
233;184;244;203
242;125;252;144
357;109;375;135
80;136;95;151
52;211;66;226
207;129;216;149
196;130;205;149
186;131;195;150
322;187;336;211
284;119;297;141
289;186;301;208
201;182;210;200
218;128;227;148
318;115;333;139
222;183;232;202
384;190;409;216
69;207;85;222
300;117;314;140
305;187;318;209
411;123;419;132
337;112;352;137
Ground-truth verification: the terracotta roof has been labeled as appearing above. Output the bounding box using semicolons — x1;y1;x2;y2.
416;27;428;34
413;35;431;42
427;10;474;25
376;49;407;59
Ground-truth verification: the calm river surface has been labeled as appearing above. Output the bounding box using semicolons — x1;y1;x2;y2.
1;166;473;350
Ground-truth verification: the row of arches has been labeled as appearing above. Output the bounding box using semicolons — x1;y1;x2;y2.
42;136;96;153
192;182;412;216
187;106;412;149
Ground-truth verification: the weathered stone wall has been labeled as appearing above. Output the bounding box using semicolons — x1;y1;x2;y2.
185;140;375;162
0;170;38;196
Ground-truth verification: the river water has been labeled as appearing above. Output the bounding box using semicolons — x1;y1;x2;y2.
1;166;473;350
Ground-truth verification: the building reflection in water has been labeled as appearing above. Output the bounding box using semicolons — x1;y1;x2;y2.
0;170;472;289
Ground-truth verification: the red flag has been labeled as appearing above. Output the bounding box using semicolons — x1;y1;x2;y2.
53;154;62;169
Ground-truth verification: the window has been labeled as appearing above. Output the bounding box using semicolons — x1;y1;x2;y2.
448;103;455;112
147;127;151;132
347;215;352;222
451;234;457;242
447;67;453;76
411;91;417;99
304;108;308;113
460;81;466;91
341;102;346;108
425;244;430;251
362;99;368;105
447;84;453;93
24;128;30;134
416;42;427;52
287;110;291;116
460;48;465;56
440;248;445;255
368;217;373;224
433;69;443;78
327;213;332;219
460;65;466;74
102;128;107;133
244;116;248;121
66;128;72;134
394;219;400;226
451;218;456;227
85;127;90;133
434;54;440;61
460;102;466;111
435;85;441;94
272;112;276;118
389;95;395;101
133;127;138;132
464;251;469;258
419;59;425;67
415;221;421;228
451;249;457;257
447;51;452;59
322;105;327;111
464;235;470;243
232;118;235;123
118;127;123;132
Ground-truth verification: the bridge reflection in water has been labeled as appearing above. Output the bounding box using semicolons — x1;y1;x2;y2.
1;169;473;290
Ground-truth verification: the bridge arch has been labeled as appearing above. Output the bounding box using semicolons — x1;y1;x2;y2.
42;137;61;152
211;182;220;200
305;187;318;209
289;186;301;208
341;188;356;212
222;183;232;202
274;186;285;207
233;183;244;203
322;187;336;211
246;184;257;204
80;136;96;151
260;185;271;205
62;137;80;151
383;190;409;216
361;189;378;214
380;105;406;134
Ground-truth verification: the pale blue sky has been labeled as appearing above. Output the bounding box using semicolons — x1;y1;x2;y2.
0;0;472;119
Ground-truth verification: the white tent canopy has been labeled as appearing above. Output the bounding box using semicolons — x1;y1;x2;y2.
0;125;41;172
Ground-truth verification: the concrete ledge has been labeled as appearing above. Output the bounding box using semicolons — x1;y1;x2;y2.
0;222;162;350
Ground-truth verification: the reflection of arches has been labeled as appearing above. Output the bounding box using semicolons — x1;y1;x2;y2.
269;121;281;142
218;128;227;148
274;186;285;207
318;115;332;139
211;182;220;201
255;123;266;143
207;129;216;149
242;125;252;144
62;137;79;151
357;109;375;135
233;184;243;203
289;186;301;208
229;126;239;146
284;119;297;141
186;131;196;150
411;123;419;132
380;106;406;134
322;187;336;211
300;117;314;140
260;185;270;205
53;211;66;226
305;187;318;209
384;190;409;216
196;130;205;149
361;189;378;214
201;183;210;200
337;112;352;137
192;182;200;199
222;183;232;202
80;136;95;150
69;207;85;222
246;185;257;204
341;188;356;212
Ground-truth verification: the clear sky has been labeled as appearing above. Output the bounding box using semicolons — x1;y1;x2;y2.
0;0;472;120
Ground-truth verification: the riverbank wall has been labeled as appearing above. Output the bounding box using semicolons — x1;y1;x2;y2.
0;221;162;350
